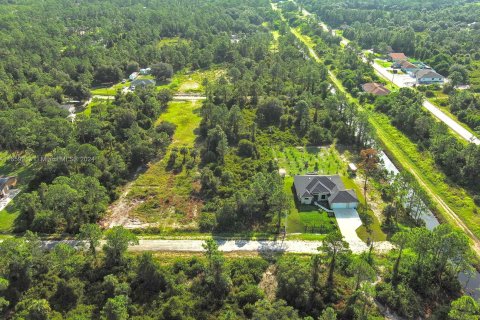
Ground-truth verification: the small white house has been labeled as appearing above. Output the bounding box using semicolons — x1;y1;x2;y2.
139;68;151;75
294;174;359;209
129;72;139;81
348;163;357;174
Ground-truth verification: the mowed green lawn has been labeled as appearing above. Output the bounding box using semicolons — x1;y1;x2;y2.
375;59;392;68
0;207;17;233
0;151;36;233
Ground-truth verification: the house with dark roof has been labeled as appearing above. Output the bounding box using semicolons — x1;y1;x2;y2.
293;174;359;209
0;176;17;198
387;52;407;62
398;60;419;74
415;69;445;85
362;83;390;96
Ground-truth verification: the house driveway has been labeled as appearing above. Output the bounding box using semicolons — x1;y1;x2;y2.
333;208;393;253
0;189;20;212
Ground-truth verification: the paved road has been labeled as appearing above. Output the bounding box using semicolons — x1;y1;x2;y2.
369;60;480;145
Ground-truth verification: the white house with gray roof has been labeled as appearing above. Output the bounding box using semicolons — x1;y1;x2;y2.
293;174;359;209
415;69;444;85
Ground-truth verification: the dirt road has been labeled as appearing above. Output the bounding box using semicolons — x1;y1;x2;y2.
38;238;392;254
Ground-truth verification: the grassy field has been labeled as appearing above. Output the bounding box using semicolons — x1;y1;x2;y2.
79;99;111;117
101;67;223;232
127;100;202;230
470;61;480;92
156;68;223;94
270;30;280;52
154;101;202;146
90;67;221;97
0;206;17;233
156;37;190;49
91;81;128;96
375;59;392;68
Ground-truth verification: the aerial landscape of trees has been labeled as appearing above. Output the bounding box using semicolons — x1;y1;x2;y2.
0;0;479;318
299;0;480;136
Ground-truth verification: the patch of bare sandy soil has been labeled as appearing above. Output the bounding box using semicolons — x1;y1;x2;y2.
100;167;158;229
353;174;384;223
178;79;200;92
259;265;278;301
100;182;147;229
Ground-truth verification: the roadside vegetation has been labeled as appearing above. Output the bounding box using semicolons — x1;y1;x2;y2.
0;226;475;319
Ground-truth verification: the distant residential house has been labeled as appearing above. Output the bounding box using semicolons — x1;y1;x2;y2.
387;52;407;62
414;61;431;69
293;174;359;209
398;60;419;73
130;79;156;89
139;68;151;75
362;82;390;96
415;69;445;85
230;34;240;44
129;72;139;81
0;176;17;198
